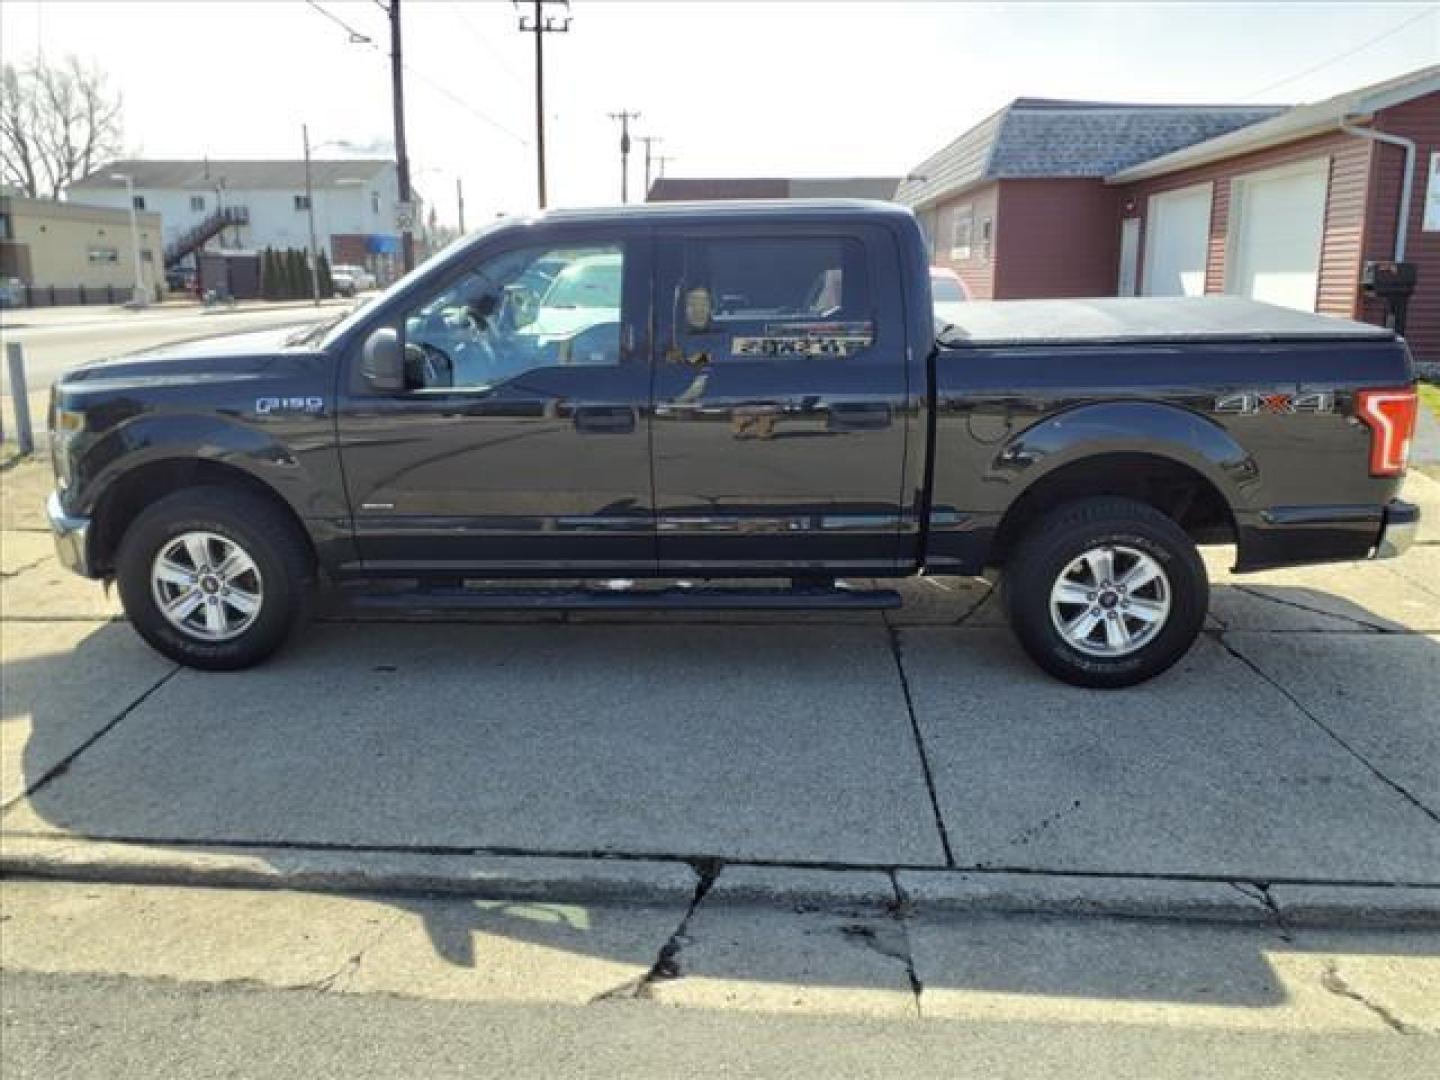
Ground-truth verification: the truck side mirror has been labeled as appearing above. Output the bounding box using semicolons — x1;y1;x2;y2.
360;327;404;392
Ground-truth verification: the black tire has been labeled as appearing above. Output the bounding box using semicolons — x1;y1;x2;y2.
116;486;314;670
1002;497;1207;689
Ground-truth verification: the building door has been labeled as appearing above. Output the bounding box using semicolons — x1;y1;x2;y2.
336;229;656;575
1117;216;1141;297
1142;183;1213;297
649;225;911;575
1226;159;1328;312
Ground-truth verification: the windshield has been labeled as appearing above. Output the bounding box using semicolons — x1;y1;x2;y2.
316;229;494;350
931;277;965;302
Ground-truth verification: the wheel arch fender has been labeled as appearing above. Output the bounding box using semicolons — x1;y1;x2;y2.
76;415;324;575
988;401;1254;560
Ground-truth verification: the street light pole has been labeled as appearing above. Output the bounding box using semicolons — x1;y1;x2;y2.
302;124;321;305
111;173;146;306
456;176;466;234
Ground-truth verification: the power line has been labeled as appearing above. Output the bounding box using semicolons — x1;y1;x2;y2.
303;1;527;147
1242;5;1438;100
447;2;525;87
303;0;374;43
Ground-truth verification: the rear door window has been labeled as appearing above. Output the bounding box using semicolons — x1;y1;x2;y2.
671;236;875;362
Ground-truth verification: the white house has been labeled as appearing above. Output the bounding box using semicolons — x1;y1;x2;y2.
66;159;412;283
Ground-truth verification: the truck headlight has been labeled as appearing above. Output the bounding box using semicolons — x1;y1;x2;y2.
51;407;85;488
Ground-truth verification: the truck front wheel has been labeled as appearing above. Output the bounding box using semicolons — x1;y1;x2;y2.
1002;497;1207;688
115;486;314;670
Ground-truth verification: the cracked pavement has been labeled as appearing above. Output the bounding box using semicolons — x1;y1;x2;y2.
2;456;1439;1030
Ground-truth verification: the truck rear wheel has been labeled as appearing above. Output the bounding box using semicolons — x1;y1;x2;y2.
1002;497;1207;688
116;486;313;670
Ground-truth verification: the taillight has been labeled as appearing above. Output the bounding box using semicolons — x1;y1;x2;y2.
1355;388;1418;477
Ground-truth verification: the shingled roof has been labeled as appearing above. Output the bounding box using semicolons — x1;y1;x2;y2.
68;159;393;191
648;176;900;202
896;99;1285;208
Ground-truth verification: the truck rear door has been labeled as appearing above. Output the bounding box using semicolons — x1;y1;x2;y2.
649;223;911;574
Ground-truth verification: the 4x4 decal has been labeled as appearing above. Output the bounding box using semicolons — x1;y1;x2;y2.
1215;391;1334;415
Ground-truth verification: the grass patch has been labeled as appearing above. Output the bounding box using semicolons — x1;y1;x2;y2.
1418;381;1440;422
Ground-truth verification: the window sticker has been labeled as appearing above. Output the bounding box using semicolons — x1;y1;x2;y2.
732;321;874;358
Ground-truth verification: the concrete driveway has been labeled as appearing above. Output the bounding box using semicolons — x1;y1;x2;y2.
4;458;1438;898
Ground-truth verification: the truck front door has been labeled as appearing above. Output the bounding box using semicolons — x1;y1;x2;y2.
649;225;911;574
336;228;655;576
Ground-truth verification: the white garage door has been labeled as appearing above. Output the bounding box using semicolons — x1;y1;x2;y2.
1227;160;1329;312
1143;184;1213;297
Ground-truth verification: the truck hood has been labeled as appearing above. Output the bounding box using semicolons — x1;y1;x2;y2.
57;324;323;389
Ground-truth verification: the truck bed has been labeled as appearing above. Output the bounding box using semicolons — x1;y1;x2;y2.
937;296;1396;347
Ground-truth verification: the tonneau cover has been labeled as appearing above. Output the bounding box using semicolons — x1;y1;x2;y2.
938;296;1395;347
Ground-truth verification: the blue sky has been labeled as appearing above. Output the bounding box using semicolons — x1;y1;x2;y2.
2;1;1436;221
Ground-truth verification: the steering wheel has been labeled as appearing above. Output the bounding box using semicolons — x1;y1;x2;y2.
405;341;454;389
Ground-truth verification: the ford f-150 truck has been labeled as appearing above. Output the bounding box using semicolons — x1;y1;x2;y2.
46;201;1421;687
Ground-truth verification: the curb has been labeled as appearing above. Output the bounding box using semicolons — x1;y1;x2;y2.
4;837;1438;928
0;837;698;905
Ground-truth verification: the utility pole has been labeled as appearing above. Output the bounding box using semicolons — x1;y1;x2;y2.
654;153;676;179
516;0;571;209
456;176;466;234
388;0;414;272
637;135;663;199
302;124;321;305
608;110;640;203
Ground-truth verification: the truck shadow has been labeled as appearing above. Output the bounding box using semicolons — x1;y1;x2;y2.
4;582;1438;1010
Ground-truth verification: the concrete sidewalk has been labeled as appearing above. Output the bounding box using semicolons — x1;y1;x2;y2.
3;457;1439;926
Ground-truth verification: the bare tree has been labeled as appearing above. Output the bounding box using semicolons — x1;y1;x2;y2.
1;55;124;199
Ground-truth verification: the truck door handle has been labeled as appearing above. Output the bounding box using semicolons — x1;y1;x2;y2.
573;406;636;434
827;403;892;431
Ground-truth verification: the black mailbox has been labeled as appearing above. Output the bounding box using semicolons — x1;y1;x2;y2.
1361;260;1417;296
1360;260;1418;333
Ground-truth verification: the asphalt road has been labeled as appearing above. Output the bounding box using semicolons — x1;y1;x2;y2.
0;303;342;396
5;971;1436;1080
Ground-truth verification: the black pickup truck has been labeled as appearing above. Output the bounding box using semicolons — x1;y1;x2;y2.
47;201;1420;686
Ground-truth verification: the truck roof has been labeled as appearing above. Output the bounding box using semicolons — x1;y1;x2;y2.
939;296;1396;346
524;198;915;226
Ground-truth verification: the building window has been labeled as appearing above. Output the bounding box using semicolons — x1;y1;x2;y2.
980;217;993;260
132;195;145;211
294;194;312;211
88;247;119;264
0;211;11;240
372;192;381;215
140;250;154;263
950;205;974;261
190;195;205;212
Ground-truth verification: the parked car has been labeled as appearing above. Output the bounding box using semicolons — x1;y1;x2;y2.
332;263;377;291
330;267;357;297
930;266;970;327
45;201;1419;686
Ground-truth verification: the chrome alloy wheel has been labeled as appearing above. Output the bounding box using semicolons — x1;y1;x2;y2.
150;531;263;642
1048;544;1170;658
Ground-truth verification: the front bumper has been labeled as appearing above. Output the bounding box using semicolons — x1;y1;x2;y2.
47;490;96;578
1373;498;1419;560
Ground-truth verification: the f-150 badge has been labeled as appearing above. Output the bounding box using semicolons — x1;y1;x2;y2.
1215;391;1334;415
256;396;325;415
